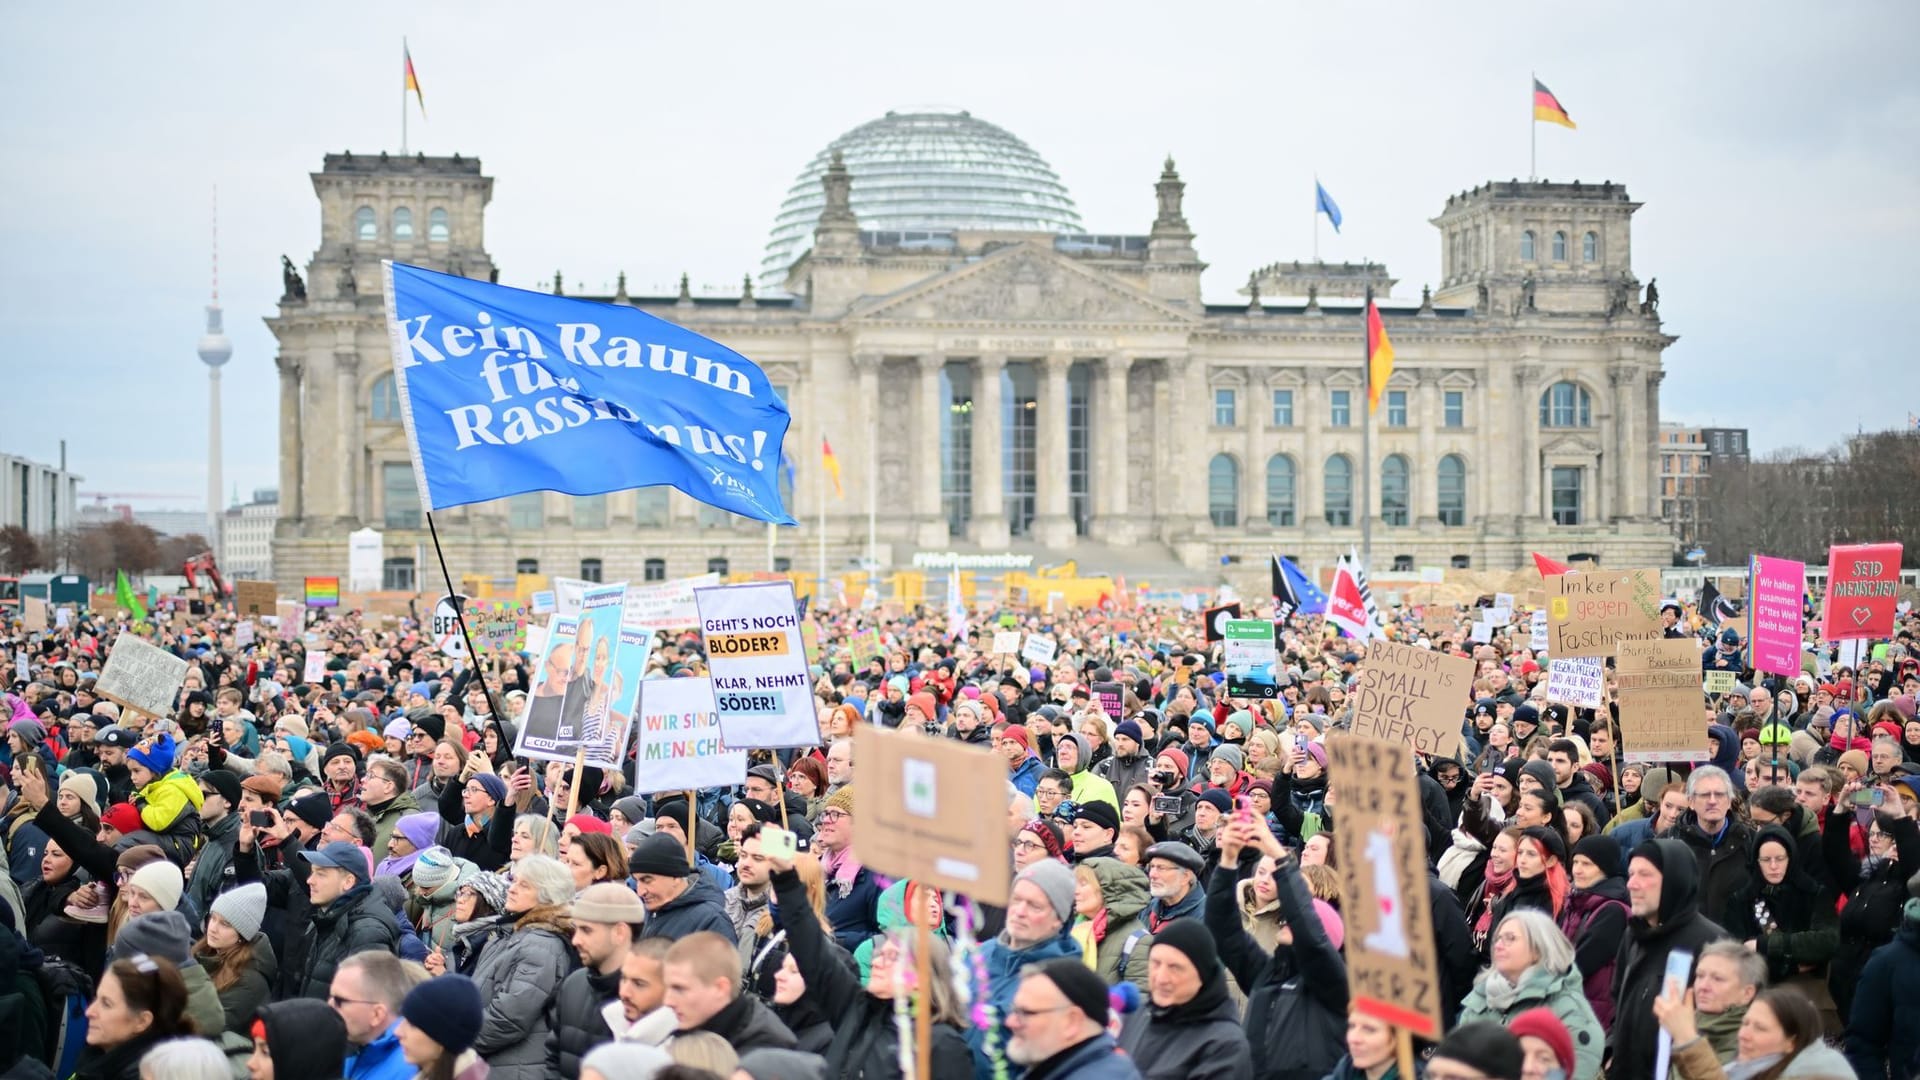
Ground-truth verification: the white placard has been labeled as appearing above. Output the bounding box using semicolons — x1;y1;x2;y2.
1470;622;1493;644
622;573;721;632
551;577;591;618
992;630;1021;655
1495;592;1516;611
1483;606;1512;627
302;650;328;684
695;581;821;749
234;621;256;648
628;677;749;795
1546;657;1606;708
1529;610;1549;652
1420;566;1445;584
523;621;549;657
1022;634;1058;665
96;633;189;719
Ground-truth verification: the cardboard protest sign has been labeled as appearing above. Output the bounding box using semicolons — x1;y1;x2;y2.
628;677;748;794
622;573;720;632
849;628;883;663
304;577;339;608
695;580;821;749
1820;543;1902;641
1748;555;1805;677
1021;634;1057;666
1327;733;1442;1038
22;597;47;632
1202;603;1242;643
94;633;189;719
1615;636;1706;761
991;630;1021;655
1349;639;1472;757
89;593;119;616
1223;619;1280;700
235;580;276;616
1703;670;1737;695
1545;657;1605;709
1544;568;1661;657
854;726;1011;905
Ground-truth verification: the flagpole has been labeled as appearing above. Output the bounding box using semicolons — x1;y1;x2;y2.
1361;285;1374;571
1312;176;1319;262
1529;71;1536;182
401;39;409;156
867;423;878;604
817;454;827;605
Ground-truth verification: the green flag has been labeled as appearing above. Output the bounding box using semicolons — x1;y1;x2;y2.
114;570;147;620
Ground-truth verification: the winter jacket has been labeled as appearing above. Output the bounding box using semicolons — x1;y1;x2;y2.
1558;770;1607;822
1718;824;1838;986
470;908;577;1080
1672;1034;1858;1080
820;853;884;954
1607;838;1732;1080
196;932;278;1034
769;865;974;1080
364;791;420;862
545;962;620;1080
134;768;204;834
344;1022;415;1080
1207;854;1346;1080
241;839;401;1001
69;1030;169;1080
1845;909;1920;1080
1020;1034;1143;1080
1824;807;1919;1025
1671;811;1755;923
724;882;773;944
1092;751;1152;805
636;875;736;943
183;810;242;922
1008;755;1045;797
677;991;797;1054
1458;962;1604;1080
408;859;473;950
1116;964;1253;1080
968;925;1082;1080
1072;857;1151;989
177;962;228;1050
434;780;515;872
1142;883;1202;933
1558;875;1629;1025
1427;867;1480;1028
254;998;350;1080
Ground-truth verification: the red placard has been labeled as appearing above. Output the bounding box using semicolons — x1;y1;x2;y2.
1820;543;1903;641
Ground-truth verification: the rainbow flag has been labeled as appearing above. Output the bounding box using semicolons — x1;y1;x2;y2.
1533;77;1575;129
305;576;340;608
1365;301;1394;413
404;41;426;116
821;436;844;499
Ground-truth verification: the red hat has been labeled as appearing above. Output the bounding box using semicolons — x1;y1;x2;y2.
1155;746;1191;778
1874;721;1903;743
908;692;939;722
1001;725;1033;754
566;814;611;836
101;803;142;835
1509;1008;1573;1078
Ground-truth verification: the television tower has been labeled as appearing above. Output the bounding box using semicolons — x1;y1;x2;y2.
197;188;232;553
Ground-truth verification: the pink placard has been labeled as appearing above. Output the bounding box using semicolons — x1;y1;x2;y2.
1750;555;1805;676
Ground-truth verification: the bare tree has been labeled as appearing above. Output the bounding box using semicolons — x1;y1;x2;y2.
1702;433;1920;565
0;527;41;574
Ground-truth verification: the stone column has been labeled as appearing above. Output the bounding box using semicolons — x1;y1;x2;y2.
335;352;360;525
1644;368;1664;520
275;354;303;526
1300;370;1324;532
1096;354;1134;543
1417;369;1441;524
1610;362;1638;523
1032;353;1075;548
972;354;1009;547
1243;366;1266;530
1152;363;1172;519
851;354;881;554
914;355;948;547
1515;362;1544;520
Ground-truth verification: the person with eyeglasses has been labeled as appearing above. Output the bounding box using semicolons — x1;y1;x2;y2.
1003;958;1141;1080
1671;764;1755;922
325;951;419;1080
1824;773;1919;1030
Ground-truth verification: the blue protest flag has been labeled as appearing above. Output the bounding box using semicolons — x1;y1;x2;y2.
1280;555;1329;614
1315;180;1343;233
382;262;796;525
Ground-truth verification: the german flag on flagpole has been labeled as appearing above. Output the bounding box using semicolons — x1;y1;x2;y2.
1533;77;1574;128
820;435;844;499
1365;299;1394;413
404;40;426;116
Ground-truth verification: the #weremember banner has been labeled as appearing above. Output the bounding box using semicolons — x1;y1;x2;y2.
382;261;795;525
695;580;821;749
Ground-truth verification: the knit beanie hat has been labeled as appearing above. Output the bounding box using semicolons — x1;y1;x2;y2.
566;813;612;836
1112;720;1143;745
58;772;100;816
111;910;195;966
1014;859;1076;924
824;784;856;817
287;790;333;831
394;812;441;853
200;768;243;808
210;883;268;940
322;741;363;775
1432;1022;1524;1080
1196;789;1233;815
1149;917;1220;975
1020;820;1067;863
611;797;648;826
627;833;694;878
128;732;176;775
464;871;509;916
410;847;459;893
101;802;143;836
1520;825;1568;867
1572;834;1624;879
1154;747;1190;778
469;773;508;806
1032;957;1113;1027
401;975;485;1055
1509;1008;1574;1079
116;844;167;874
571;881;648;925
1209;744;1246;773
128;860;184;912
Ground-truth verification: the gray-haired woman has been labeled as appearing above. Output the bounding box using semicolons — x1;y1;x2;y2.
465;854;575;1080
1456;908;1603;1080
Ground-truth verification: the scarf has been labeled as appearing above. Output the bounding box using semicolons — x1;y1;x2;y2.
1480;968;1525;1013
823;844;864;896
1474;863;1516;939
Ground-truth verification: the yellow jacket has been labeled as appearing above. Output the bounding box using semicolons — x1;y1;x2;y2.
136;769;204;832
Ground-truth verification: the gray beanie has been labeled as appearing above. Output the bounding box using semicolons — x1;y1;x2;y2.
111;910;196;967
1209;744;1246;773
209;883;268;940
1013;859;1076;924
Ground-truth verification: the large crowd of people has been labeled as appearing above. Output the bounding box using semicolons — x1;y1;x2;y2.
0;581;1916;1080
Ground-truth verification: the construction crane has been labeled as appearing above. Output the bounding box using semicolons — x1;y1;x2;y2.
79;492;197;506
183;551;230;597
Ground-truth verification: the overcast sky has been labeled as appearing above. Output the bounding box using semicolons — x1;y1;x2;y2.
3;3;1914;514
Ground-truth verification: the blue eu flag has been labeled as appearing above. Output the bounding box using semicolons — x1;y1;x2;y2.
1315;180;1343;233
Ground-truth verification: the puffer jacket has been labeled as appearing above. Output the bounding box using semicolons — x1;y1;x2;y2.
1071;857;1151;989
285;883;401;1000
968;925;1082;1080
1845;908;1920;1080
470;907;576;1080
1206;852;1345;1080
197;932;279;1034
636;875;735;943
544;961;619;1080
1116;964;1253;1080
1457;962;1604;1080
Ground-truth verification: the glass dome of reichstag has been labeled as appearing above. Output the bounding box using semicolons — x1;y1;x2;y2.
759;109;1084;290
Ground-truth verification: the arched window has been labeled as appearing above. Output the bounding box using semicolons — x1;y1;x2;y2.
1438;455;1467;526
1381;455;1410;526
429;208;450;241
355;206;377;241
1582;231;1598;262
1207;454;1240;527
1539;382;1592;427
1552;231;1568;261
1520;230;1535;261
393;207;414;240
369;374;401;421
1324;454;1353;527
1265;454;1296;527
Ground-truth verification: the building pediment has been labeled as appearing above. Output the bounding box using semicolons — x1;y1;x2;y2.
848;243;1198;326
1541;431;1603;456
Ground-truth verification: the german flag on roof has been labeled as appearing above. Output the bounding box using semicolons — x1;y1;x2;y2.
1533;78;1575;129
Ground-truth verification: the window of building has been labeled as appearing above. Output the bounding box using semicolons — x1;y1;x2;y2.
1451;554;1472;569
1444;390;1464;428
1552;231;1568;261
1271;389;1294;426
1207;454;1239;527
429;208;450;242
382;556;416;591
573;494;607;530
1520;230;1535;261
393;207;414;240
1551;466;1583;525
1213;388;1237;427
1582;231;1597;262
1385;390;1408;428
1381;455;1410;526
508;492;543;529
774;557;792;573
707;557;730;577
1329;390;1351;427
370;375;401;422
643;558;667;582
1324;454;1353;526
1392;555;1415;572
1438;455;1466;526
382;463;420;528
515;558;539;575
579;558;603;583
1539;382;1591;427
1266;454;1296;527
635;488;670;527
355;206;377;240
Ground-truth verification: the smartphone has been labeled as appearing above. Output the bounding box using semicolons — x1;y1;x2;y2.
1234;795;1254;825
759;825;798;861
248;811;276;828
1152;795;1183;815
1851;789;1885;808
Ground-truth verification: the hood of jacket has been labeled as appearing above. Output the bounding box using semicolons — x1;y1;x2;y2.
1082;856;1150;924
1747;823;1817;892
1058;732;1092;776
1632;837;1703;930
1708;723;1742;777
1236;876;1282;922
256;998;347;1080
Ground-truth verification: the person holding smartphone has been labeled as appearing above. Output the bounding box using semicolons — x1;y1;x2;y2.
1823;777;1919;1027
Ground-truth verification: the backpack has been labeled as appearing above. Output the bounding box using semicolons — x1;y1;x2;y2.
1113;929;1148;983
